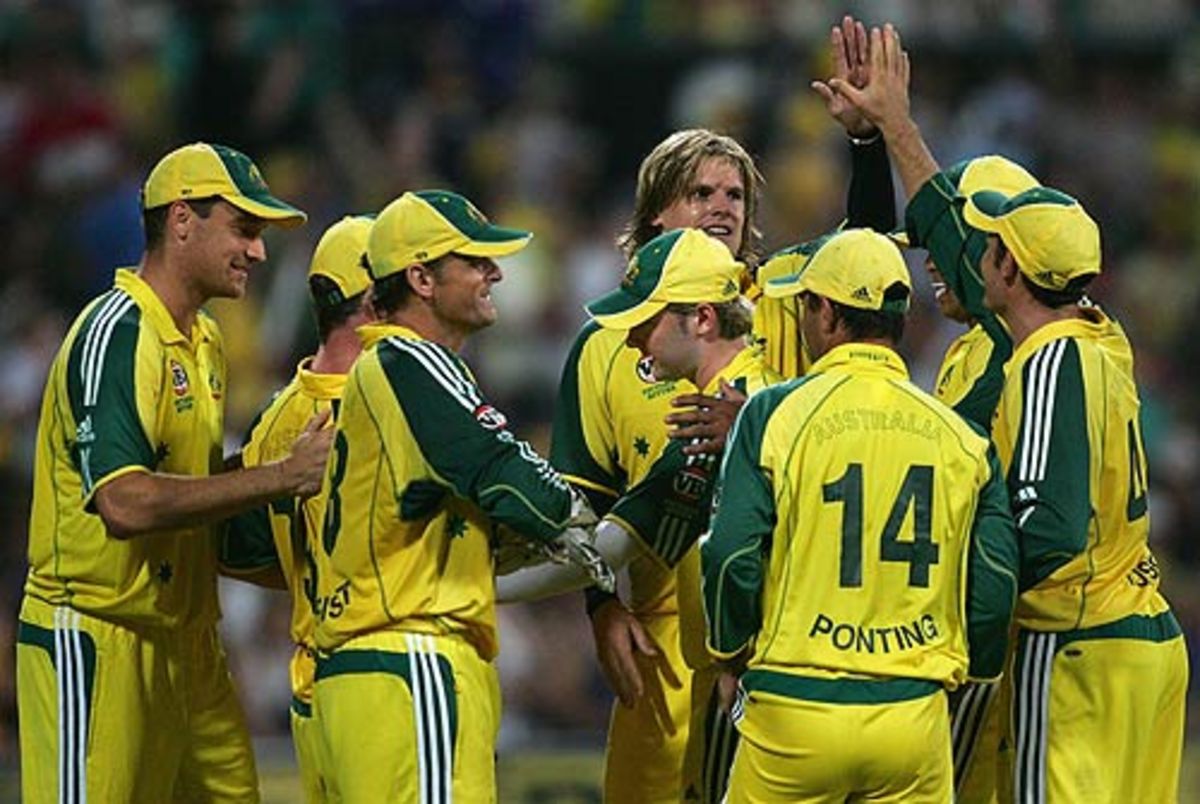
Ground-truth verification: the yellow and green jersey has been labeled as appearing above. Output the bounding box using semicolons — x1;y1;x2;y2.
748;233;842;381
313;323;576;659
606;346;781;670
219;358;343;701
933;322;1009;431
907;166;1015;428
992;306;1172;631
550;322;693;616
25;268;225;628
703;343;1019;692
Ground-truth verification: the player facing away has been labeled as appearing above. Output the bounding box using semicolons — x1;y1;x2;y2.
498;227;781;802
549;23;897;803
219;215;376;803
702;228;1020;803
832;20;1189;801
965;186;1188;803
309;190;612;804
17;142;332;803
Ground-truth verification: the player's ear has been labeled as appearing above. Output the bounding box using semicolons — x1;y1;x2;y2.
168;200;193;243
404;263;437;300
695;303;719;336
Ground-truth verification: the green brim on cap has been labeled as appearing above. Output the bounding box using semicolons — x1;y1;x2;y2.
454;227;533;258
585;290;667;330
211;143;307;227
223;194;307;228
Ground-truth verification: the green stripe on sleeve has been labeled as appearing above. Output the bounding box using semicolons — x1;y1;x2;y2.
1008;339;1090;591
965;448;1019;679
380;338;573;543
65;292;155;500
702;381;799;657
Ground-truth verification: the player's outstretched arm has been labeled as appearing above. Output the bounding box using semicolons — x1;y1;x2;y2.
92;410;333;539
496;519;641;603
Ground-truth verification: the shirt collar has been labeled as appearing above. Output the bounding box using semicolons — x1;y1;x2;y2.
807;342;909;380
114;268;217;348
295;356;347;399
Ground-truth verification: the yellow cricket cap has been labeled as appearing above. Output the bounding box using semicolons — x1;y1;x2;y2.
764;228;911;312
308;215;374;308
366;190;532;280
963;186;1101;290
141;142;306;227
586;228;744;330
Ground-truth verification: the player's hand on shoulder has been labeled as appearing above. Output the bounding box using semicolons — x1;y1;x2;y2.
667;379;747;456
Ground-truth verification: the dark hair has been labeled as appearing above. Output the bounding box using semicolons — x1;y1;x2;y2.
308;275;365;341
1020;273;1092;308
142;197;220;251
367;253;448;316
803;282;908;345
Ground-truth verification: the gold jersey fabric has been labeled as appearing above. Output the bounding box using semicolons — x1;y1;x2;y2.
748;240;823;380
313;323;575;660
934;322;1008;432
220;357;344;701
25;268;225;628
704;343;1018;687
991;306;1171;630
550;322;693;616
606;345;781;670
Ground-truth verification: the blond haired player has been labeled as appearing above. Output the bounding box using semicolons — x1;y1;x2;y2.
219;215;375;802
309;190;611;803
703;228;1019;802
16;143;331;803
550;21;898;801
499;228;780;802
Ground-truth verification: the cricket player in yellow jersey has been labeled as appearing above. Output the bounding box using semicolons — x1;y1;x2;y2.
219;215;375;803
965;186;1187;803
16;143;333;803
498;228;780;803
550;25;897;803
702;228;1020;803
829;23;1045;799
310;190;612;804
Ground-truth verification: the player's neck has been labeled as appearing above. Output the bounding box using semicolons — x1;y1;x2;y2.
693;338;745;392
1005;297;1085;348
310;326;363;374
387;307;468;352
138;251;200;336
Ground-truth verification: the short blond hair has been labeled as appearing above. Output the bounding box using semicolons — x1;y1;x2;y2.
619;129;764;266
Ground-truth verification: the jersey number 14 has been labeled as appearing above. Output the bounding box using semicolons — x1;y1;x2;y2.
823;463;939;588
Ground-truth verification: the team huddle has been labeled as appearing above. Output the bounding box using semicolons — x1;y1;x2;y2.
15;16;1187;804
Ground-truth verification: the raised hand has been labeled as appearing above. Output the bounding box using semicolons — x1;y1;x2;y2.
811;15;875;137
828;23;911;136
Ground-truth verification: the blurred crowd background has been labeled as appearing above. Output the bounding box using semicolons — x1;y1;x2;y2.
1;0;1198;794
